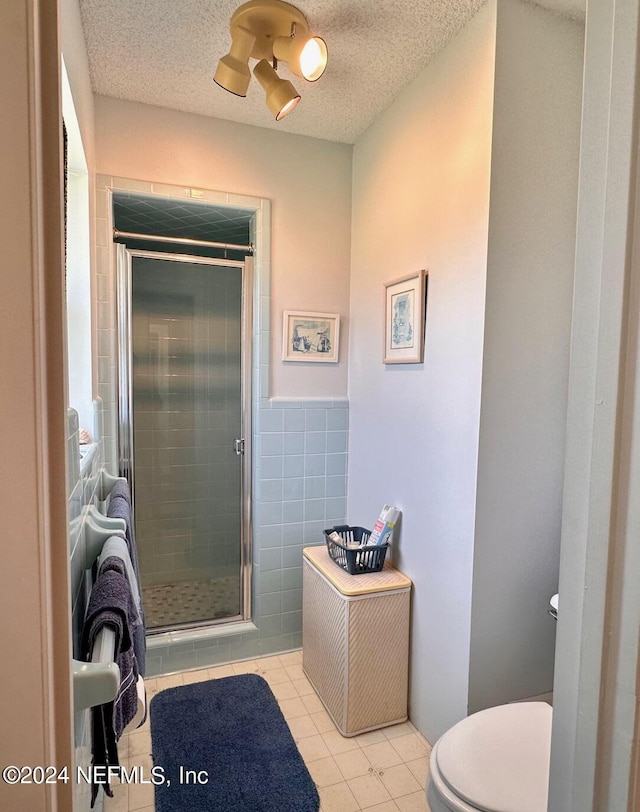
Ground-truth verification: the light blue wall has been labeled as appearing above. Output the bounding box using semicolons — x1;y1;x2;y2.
348;0;583;744
468;0;583;713
348;2;496;745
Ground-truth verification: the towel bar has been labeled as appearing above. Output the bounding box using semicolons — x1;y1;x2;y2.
86;504;126;535
72;508;125;713
97;469;128;501
73;628;120;713
84;512;126;567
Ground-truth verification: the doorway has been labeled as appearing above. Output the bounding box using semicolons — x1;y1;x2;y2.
117;246;253;631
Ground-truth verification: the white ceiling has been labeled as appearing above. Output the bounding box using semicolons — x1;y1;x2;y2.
79;0;585;145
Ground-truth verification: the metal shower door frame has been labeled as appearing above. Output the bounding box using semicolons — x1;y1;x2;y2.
116;244;253;624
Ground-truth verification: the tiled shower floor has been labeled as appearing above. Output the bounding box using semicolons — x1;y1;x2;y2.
142;576;240;628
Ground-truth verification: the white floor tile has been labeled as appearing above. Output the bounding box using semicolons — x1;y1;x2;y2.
319;780;359;812
383;722;414;739
279;649;303;666
306;755;344;788
361;740;405;770
256;654;284;671
154;673;184;691
127;779;155;811
288;713;320;739
349;772;393;808
389;733;429;762
231;659;259;674
122;650;435;812
285;663;305;680
279;696;309;720
335;747;374;780
321;728;360;755
207;664;235;679
406;757;428;789
297;733;332;762
378;763;422;799
270;679;300;701
128;730;152;758
301;692;326;714
310;708;337;734
353;728;388;747
293;676;315;696
181;668;211;684
262;666;291;685
395;790;431;811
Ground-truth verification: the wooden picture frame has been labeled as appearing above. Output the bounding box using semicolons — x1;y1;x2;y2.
384;270;427;364
282;311;340;363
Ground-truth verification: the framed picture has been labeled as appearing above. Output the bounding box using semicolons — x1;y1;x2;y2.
384;270;428;364
282;311;340;363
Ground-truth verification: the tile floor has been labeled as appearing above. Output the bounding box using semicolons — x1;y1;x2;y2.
104;649;432;811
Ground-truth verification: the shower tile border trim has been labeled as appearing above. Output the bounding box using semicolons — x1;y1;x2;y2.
147;620;259;650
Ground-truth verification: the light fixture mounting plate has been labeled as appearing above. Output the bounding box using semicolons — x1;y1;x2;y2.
229;0;310;61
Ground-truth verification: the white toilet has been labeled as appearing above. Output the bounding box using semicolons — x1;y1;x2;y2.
427;595;557;812
428;701;552;812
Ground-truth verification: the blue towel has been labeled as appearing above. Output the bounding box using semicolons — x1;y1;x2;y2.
106;481;141;592
106;481;147;675
98;536;142;622
81;561;139;805
99;552;146;679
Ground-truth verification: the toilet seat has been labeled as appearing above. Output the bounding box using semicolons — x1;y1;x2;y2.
429;702;552;812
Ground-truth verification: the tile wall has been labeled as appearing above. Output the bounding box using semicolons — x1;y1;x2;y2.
142;396;349;675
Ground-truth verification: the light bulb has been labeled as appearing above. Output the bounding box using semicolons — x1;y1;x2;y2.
299;37;327;81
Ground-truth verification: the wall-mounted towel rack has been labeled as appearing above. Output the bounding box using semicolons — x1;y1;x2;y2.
97;469;128;502
84;508;126;567
73;629;119;714
72;509;125;713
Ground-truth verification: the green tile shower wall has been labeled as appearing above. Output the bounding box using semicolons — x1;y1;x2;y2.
145;398;349;676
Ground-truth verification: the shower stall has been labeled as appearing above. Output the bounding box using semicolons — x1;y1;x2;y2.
116;240;253;632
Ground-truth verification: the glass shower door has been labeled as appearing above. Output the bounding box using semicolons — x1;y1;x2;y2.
120;249;251;631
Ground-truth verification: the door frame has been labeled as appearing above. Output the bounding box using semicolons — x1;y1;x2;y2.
116;247;254;625
549;0;640;807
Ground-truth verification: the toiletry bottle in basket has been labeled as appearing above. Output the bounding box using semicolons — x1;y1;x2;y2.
370;505;400;546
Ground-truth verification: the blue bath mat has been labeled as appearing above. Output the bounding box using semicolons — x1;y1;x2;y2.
150;673;320;812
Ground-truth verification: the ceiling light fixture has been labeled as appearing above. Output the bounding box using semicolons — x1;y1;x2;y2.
214;0;328;121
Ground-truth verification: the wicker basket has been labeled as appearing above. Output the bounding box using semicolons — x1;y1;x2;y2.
324;525;389;575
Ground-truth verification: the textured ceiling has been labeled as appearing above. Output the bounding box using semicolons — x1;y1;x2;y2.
79;0;585;145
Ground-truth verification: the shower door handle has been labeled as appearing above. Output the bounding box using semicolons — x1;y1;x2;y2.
234;437;245;456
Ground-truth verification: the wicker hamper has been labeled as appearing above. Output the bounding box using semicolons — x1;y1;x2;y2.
302;545;412;736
